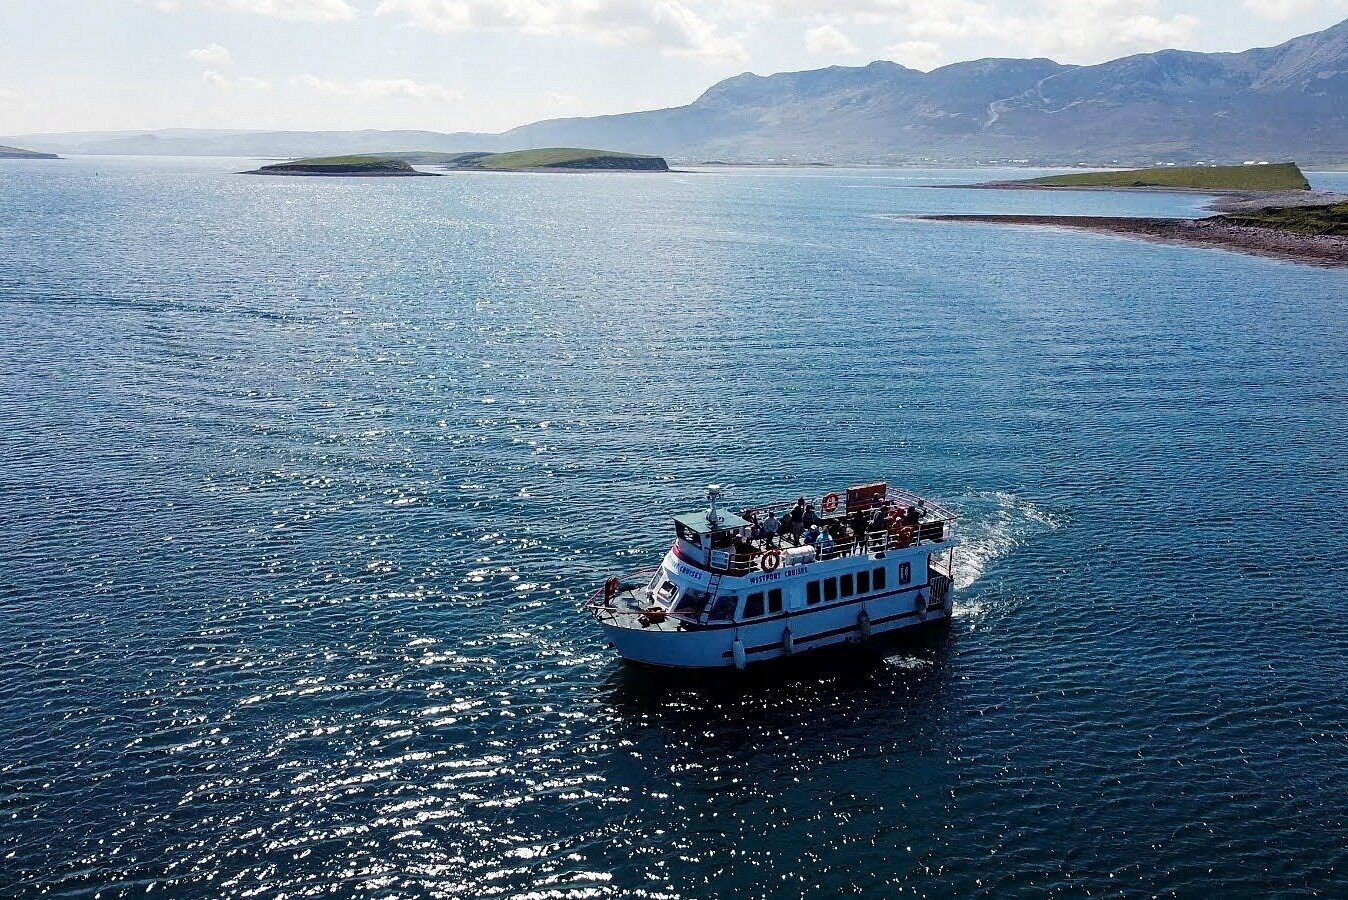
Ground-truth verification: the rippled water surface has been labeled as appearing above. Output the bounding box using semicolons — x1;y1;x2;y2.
2;157;1346;897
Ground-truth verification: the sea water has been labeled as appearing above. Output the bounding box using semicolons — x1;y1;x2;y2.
1;157;1345;896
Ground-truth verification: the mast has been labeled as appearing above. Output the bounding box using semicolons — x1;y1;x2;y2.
706;484;723;529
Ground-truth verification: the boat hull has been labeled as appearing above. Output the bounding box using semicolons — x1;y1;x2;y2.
599;586;952;669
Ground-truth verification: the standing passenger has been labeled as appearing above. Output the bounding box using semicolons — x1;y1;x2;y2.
850;509;868;551
762;511;781;548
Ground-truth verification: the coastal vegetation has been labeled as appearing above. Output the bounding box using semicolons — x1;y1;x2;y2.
243;148;668;176
244;155;435;176
440;148;669;171
1216;203;1348;236
1022;163;1311;192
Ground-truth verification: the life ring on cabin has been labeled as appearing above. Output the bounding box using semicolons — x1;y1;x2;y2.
603;576;620;604
760;549;782;572
821;492;841;514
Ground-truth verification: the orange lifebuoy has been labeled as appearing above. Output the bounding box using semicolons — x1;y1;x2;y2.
821;492;840;514
760;549;782;572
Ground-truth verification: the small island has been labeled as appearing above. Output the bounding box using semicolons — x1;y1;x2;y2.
988;162;1312;193
911;161;1348;267
0;144;61;160
243;155;439;177
437;148;669;172
242;147;669;177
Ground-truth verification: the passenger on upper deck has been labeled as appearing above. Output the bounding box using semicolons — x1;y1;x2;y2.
787;498;807;542
761;511;781;548
869;507;889;545
850;509;868;550
816;527;835;558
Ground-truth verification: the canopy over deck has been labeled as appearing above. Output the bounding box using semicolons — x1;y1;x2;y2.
673;509;752;536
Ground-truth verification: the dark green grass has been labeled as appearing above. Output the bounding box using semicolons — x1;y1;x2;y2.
1025;162;1310;191
257;155;415;172
466;148;668;170
1214;203;1348;236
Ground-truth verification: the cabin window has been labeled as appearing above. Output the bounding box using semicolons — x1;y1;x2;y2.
807;581;821;605
857;570;870;595
658;580;677;601
743;592;765;620
673;590;708;616
898;562;911;585
873;567;886;590
823;577;838;603
840;573;854;597
708;593;737;622
767;588;783;615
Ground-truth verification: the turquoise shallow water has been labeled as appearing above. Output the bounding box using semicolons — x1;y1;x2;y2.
1;157;1346;897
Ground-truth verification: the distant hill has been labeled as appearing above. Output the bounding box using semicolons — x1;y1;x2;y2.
1020;163;1312;191
8;18;1348;165
0;144;60;159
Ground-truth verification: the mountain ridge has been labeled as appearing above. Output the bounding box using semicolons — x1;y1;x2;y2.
8;18;1348;165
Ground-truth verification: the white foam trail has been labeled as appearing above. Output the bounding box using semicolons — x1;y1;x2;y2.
949;490;1060;591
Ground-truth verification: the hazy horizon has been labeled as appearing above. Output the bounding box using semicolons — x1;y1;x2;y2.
1;1;1346;137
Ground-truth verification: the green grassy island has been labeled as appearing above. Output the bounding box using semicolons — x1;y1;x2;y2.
0;144;61;159
243;148;669;177
1019;162;1311;192
438;148;669;172
243;155;438;177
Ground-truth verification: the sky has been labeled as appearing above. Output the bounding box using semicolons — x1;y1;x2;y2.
1;0;1346;136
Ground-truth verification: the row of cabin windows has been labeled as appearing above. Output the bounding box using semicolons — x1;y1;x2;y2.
661;562;916;623
737;563;913;620
806;563;909;605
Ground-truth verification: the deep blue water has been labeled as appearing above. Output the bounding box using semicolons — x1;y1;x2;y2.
1;157;1346;897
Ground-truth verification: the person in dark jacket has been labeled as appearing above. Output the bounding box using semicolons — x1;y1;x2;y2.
851;509;869;550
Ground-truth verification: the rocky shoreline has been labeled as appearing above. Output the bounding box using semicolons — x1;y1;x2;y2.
902;214;1348;268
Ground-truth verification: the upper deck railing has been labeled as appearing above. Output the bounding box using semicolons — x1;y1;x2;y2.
676;485;958;578
736;486;959;526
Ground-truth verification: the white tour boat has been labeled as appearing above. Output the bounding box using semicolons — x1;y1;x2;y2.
585;482;957;669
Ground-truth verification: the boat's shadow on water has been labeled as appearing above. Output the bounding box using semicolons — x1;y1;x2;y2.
597;622;958;730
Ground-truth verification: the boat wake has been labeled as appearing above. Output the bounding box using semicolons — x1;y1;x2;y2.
948;490;1060;597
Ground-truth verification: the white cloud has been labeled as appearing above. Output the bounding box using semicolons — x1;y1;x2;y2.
760;0;1203;63
884;39;945;70
804;24;858;56
202;70;271;88
375;0;748;62
295;74;462;102
187;43;233;65
545;91;582;108
149;0;357;22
